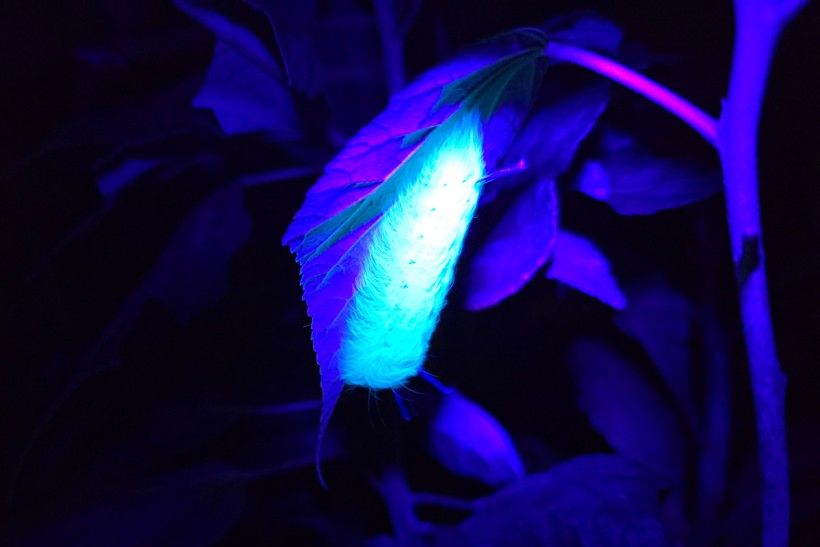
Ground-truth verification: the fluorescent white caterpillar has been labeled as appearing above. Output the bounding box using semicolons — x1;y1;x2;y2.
338;112;485;389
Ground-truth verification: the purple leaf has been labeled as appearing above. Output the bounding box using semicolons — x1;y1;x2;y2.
146;183;251;323
546;230;627;309
465;178;558;310
193;41;300;138
174;0;284;78
245;0;322;95
567;339;687;481
97;159;162;202
429;391;525;486
174;0;300;138
174;0;283;81
615;280;697;427
249;1;387;134
502;80;611;180
432;455;669;546
575;128;721;215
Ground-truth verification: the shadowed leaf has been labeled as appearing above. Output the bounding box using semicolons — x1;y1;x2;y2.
429;391;525;486
615;280;698;427
146;183;251;323
575;129;720;215
192;42;300;138
174;0;300;138
432;455;670;546
546;231;627;309
567;339;687;482
97;159;163;202
466;178;558;310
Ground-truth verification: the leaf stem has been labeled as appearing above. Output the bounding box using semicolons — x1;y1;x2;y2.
544;42;718;146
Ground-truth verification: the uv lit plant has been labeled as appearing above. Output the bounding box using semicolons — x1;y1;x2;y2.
7;0;816;545
283;3;806;546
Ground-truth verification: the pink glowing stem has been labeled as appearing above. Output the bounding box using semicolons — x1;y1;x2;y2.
546;42;718;147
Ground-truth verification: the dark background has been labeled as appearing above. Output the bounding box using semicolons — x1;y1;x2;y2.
2;0;818;545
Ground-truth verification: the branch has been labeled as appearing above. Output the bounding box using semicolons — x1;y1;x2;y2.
545;42;718;147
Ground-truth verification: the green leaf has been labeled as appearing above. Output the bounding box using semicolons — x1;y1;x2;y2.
467;49;544;120
435;48;544;115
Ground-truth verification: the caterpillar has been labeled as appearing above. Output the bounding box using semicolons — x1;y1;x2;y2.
338;112;485;389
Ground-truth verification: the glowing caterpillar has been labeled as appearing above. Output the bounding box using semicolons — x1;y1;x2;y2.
337;112;485;389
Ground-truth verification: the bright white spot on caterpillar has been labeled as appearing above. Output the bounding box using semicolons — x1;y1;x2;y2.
339;112;485;389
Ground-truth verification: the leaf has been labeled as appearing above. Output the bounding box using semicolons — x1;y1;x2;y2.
567;339;687;482
436;48;542;117
545;231;627;309
615;280;697;427
174;0;285;78
249;1;387;133
428;391;525;486
431;455;670;546
505;15;623;169
282;42;544;480
245;0;322;94
575;128;721;215
192;41;300;138
311;9;399;133
146;182;251;323
465;178;558;310
174;0;300;138
97;159;163;202
501;79;611;181
462;15;621;310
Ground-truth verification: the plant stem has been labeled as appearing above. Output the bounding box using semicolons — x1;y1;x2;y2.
545;42;718;146
718;2;805;544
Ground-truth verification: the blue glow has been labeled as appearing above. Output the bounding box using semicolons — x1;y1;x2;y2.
338;112;485;389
